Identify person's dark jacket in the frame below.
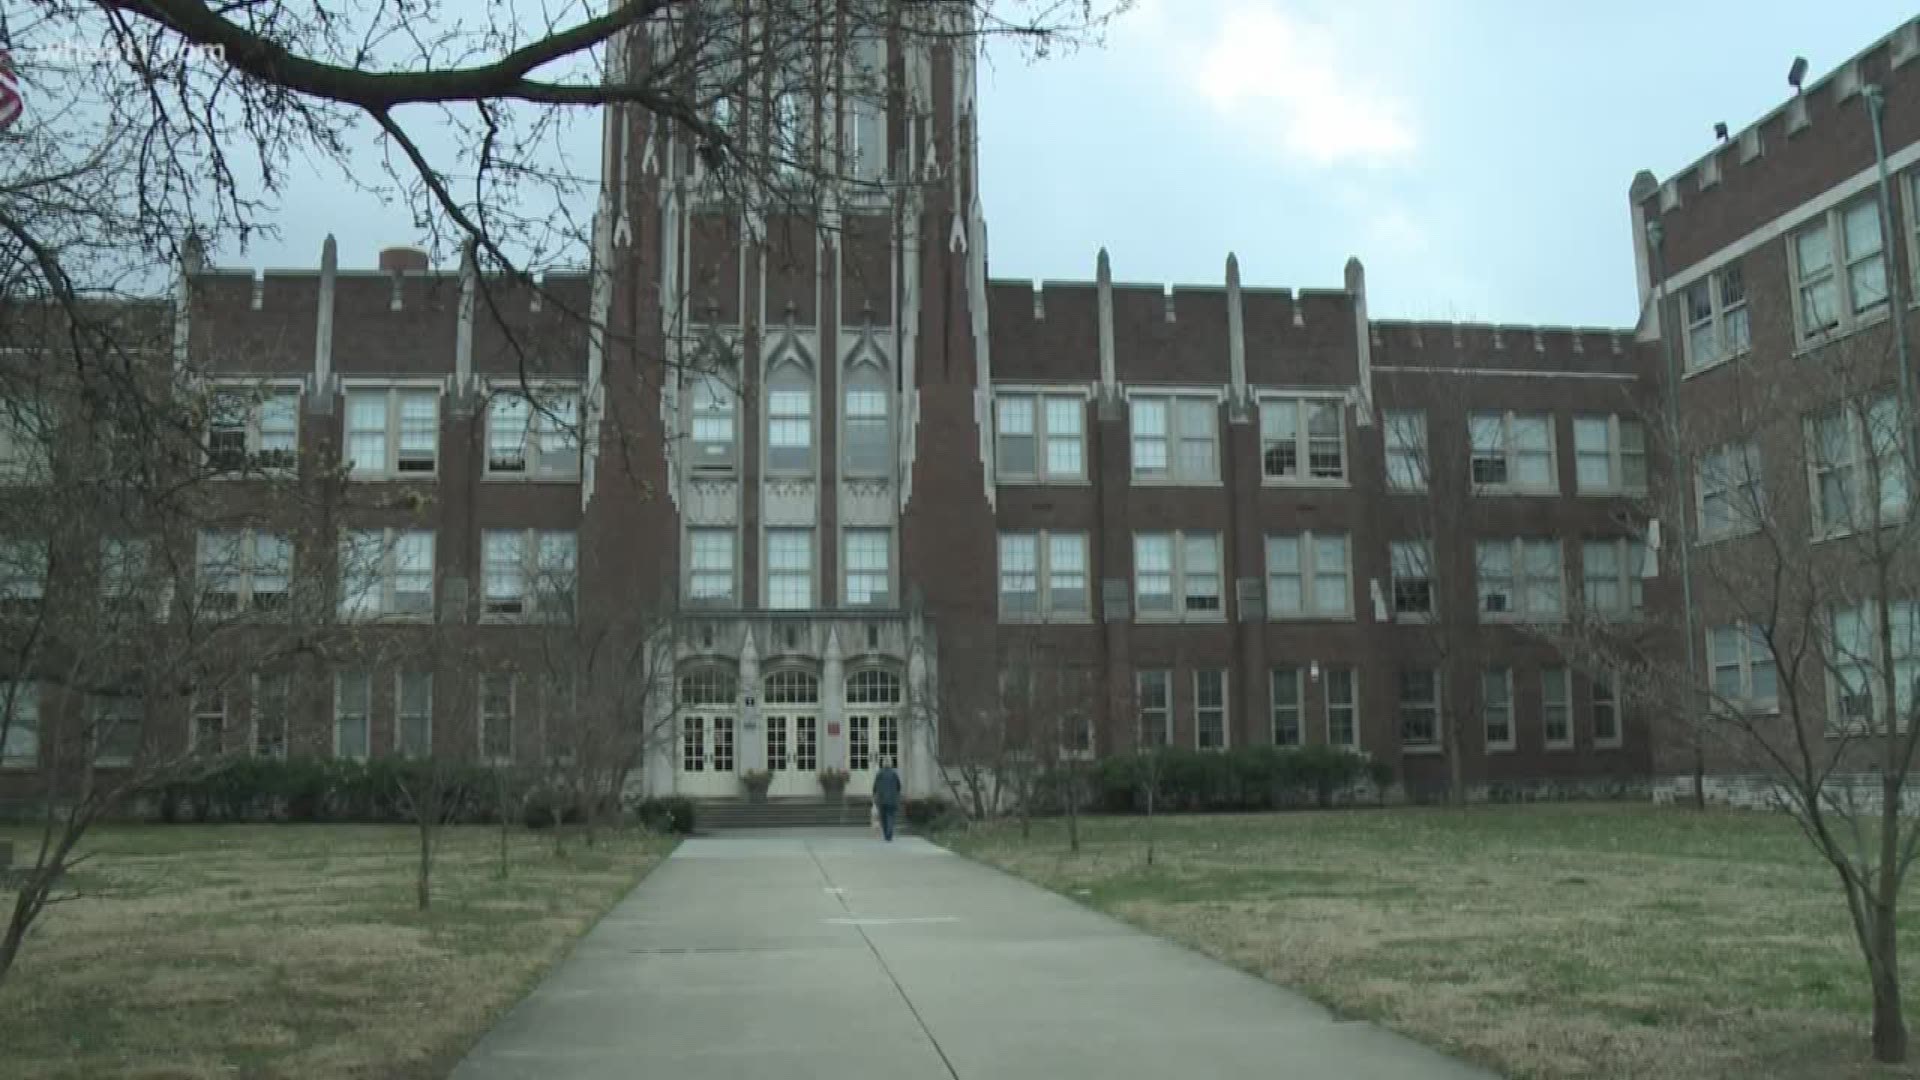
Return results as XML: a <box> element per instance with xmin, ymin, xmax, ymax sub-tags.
<box><xmin>873</xmin><ymin>766</ymin><xmax>903</xmax><ymax>808</ymax></box>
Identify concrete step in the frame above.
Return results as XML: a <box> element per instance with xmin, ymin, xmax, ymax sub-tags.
<box><xmin>694</xmin><ymin>799</ymin><xmax>877</xmax><ymax>832</ymax></box>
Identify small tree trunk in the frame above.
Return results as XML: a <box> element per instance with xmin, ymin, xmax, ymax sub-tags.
<box><xmin>497</xmin><ymin>817</ymin><xmax>510</xmax><ymax>880</ymax></box>
<box><xmin>1446</xmin><ymin>707</ymin><xmax>1467</xmax><ymax>808</ymax></box>
<box><xmin>1692</xmin><ymin>745</ymin><xmax>1706</xmax><ymax>811</ymax></box>
<box><xmin>1066</xmin><ymin>766</ymin><xmax>1081</xmax><ymax>854</ymax></box>
<box><xmin>416</xmin><ymin>823</ymin><xmax>433</xmax><ymax>911</ymax></box>
<box><xmin>1870</xmin><ymin>904</ymin><xmax>1908</xmax><ymax>1063</ymax></box>
<box><xmin>1144</xmin><ymin>772</ymin><xmax>1156</xmax><ymax>867</ymax></box>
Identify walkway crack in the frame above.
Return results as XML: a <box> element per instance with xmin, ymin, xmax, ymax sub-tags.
<box><xmin>806</xmin><ymin>841</ymin><xmax>962</xmax><ymax>1080</ymax></box>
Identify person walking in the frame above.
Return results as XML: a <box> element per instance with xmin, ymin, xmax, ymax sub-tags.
<box><xmin>872</xmin><ymin>759</ymin><xmax>903</xmax><ymax>842</ymax></box>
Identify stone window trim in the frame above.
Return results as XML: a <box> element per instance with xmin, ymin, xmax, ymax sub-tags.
<box><xmin>204</xmin><ymin>378</ymin><xmax>302</xmax><ymax>479</ymax></box>
<box><xmin>992</xmin><ymin>384</ymin><xmax>1092</xmax><ymax>486</ymax></box>
<box><xmin>339</xmin><ymin>379</ymin><xmax>442</xmax><ymax>480</ymax></box>
<box><xmin>1133</xmin><ymin>530</ymin><xmax>1226</xmax><ymax>624</ymax></box>
<box><xmin>1696</xmin><ymin>439</ymin><xmax>1765</xmax><ymax>543</ymax></box>
<box><xmin>1257</xmin><ymin>390</ymin><xmax>1351</xmax><ymax>487</ymax></box>
<box><xmin>1542</xmin><ymin>667</ymin><xmax>1575</xmax><ymax>751</ymax></box>
<box><xmin>997</xmin><ymin>530</ymin><xmax>1092</xmax><ymax>624</ymax></box>
<box><xmin>1483</xmin><ymin>667</ymin><xmax>1515</xmax><ymax>752</ymax></box>
<box><xmin>1572</xmin><ymin>413</ymin><xmax>1649</xmax><ymax>496</ymax></box>
<box><xmin>1680</xmin><ymin>264</ymin><xmax>1752</xmax><ymax>375</ymax></box>
<box><xmin>1469</xmin><ymin>410</ymin><xmax>1559</xmax><ymax>496</ymax></box>
<box><xmin>1790</xmin><ymin>194</ymin><xmax>1892</xmax><ymax>344</ymax></box>
<box><xmin>1265</xmin><ymin>531</ymin><xmax>1354</xmax><ymax>622</ymax></box>
<box><xmin>1126</xmin><ymin>386</ymin><xmax>1224</xmax><ymax>487</ymax></box>
<box><xmin>483</xmin><ymin>379</ymin><xmax>584</xmax><ymax>482</ymax></box>
<box><xmin>1805</xmin><ymin>394</ymin><xmax>1911</xmax><ymax>542</ymax></box>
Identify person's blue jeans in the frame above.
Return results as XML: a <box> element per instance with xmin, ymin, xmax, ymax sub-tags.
<box><xmin>879</xmin><ymin>803</ymin><xmax>897</xmax><ymax>841</ymax></box>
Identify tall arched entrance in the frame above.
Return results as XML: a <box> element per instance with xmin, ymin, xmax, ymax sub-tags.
<box><xmin>845</xmin><ymin>667</ymin><xmax>903</xmax><ymax>798</ymax></box>
<box><xmin>677</xmin><ymin>664</ymin><xmax>738</xmax><ymax>798</ymax></box>
<box><xmin>762</xmin><ymin>667</ymin><xmax>820</xmax><ymax>798</ymax></box>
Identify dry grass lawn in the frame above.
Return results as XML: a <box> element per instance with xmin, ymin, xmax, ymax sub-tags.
<box><xmin>0</xmin><ymin>823</ymin><xmax>674</xmax><ymax>1079</ymax></box>
<box><xmin>947</xmin><ymin>804</ymin><xmax>1920</xmax><ymax>1080</ymax></box>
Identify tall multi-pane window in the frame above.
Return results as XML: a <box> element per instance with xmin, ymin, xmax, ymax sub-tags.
<box><xmin>1398</xmin><ymin>669</ymin><xmax>1440</xmax><ymax>750</ymax></box>
<box><xmin>1698</xmin><ymin>440</ymin><xmax>1764</xmax><ymax>540</ymax></box>
<box><xmin>191</xmin><ymin>693</ymin><xmax>226</xmax><ymax>753</ymax></box>
<box><xmin>994</xmin><ymin>393</ymin><xmax>1085</xmax><ymax>482</ymax></box>
<box><xmin>1131</xmin><ymin>395</ymin><xmax>1217</xmax><ymax>483</ymax></box>
<box><xmin>1383</xmin><ymin>410</ymin><xmax>1426</xmax><ymax>490</ymax></box>
<box><xmin>340</xmin><ymin>529</ymin><xmax>434</xmax><ymax>619</ymax></box>
<box><xmin>766</xmin><ymin>529</ymin><xmax>813</xmax><ymax>609</ymax></box>
<box><xmin>688</xmin><ymin>372</ymin><xmax>736</xmax><ymax>474</ymax></box>
<box><xmin>334</xmin><ymin>671</ymin><xmax>370</xmax><ymax>760</ymax></box>
<box><xmin>1582</xmin><ymin>538</ymin><xmax>1649</xmax><ymax>616</ymax></box>
<box><xmin>999</xmin><ymin>531</ymin><xmax>1090</xmax><ymax>621</ymax></box>
<box><xmin>208</xmin><ymin>386</ymin><xmax>298</xmax><ymax>474</ymax></box>
<box><xmin>1809</xmin><ymin>395</ymin><xmax>1909</xmax><ymax>536</ymax></box>
<box><xmin>843</xmin><ymin>369</ymin><xmax>890</xmax><ymax>476</ymax></box>
<box><xmin>1483</xmin><ymin>668</ymin><xmax>1514</xmax><ymax>750</ymax></box>
<box><xmin>91</xmin><ymin>695</ymin><xmax>142</xmax><ymax>768</ymax></box>
<box><xmin>198</xmin><ymin>530</ymin><xmax>292</xmax><ymax>613</ymax></box>
<box><xmin>1793</xmin><ymin>197</ymin><xmax>1888</xmax><ymax>339</ymax></box>
<box><xmin>688</xmin><ymin>529</ymin><xmax>736</xmax><ymax>605</ymax></box>
<box><xmin>1271</xmin><ymin>668</ymin><xmax>1303</xmax><ymax>746</ymax></box>
<box><xmin>481</xmin><ymin>672</ymin><xmax>515</xmax><ymax>763</ymax></box>
<box><xmin>343</xmin><ymin>387</ymin><xmax>438</xmax><ymax>478</ymax></box>
<box><xmin>487</xmin><ymin>387</ymin><xmax>580</xmax><ymax>478</ymax></box>
<box><xmin>1194</xmin><ymin>670</ymin><xmax>1228</xmax><ymax>749</ymax></box>
<box><xmin>1469</xmin><ymin>411</ymin><xmax>1556</xmax><ymax>493</ymax></box>
<box><xmin>1592</xmin><ymin>672</ymin><xmax>1622</xmax><ymax>748</ymax></box>
<box><xmin>1133</xmin><ymin>531</ymin><xmax>1222</xmax><ymax>620</ymax></box>
<box><xmin>481</xmin><ymin>530</ymin><xmax>576</xmax><ymax>620</ymax></box>
<box><xmin>1261</xmin><ymin>397</ymin><xmax>1347</xmax><ymax>482</ymax></box>
<box><xmin>1828</xmin><ymin>601</ymin><xmax>1920</xmax><ymax>734</ymax></box>
<box><xmin>1476</xmin><ymin>538</ymin><xmax>1563</xmax><ymax>620</ymax></box>
<box><xmin>766</xmin><ymin>363</ymin><xmax>813</xmax><ymax>475</ymax></box>
<box><xmin>252</xmin><ymin>673</ymin><xmax>288</xmax><ymax>759</ymax></box>
<box><xmin>1137</xmin><ymin>670</ymin><xmax>1171</xmax><ymax>746</ymax></box>
<box><xmin>1573</xmin><ymin>415</ymin><xmax>1647</xmax><ymax>494</ymax></box>
<box><xmin>1542</xmin><ymin>668</ymin><xmax>1573</xmax><ymax>749</ymax></box>
<box><xmin>843</xmin><ymin>529</ymin><xmax>892</xmax><ymax>607</ymax></box>
<box><xmin>1710</xmin><ymin>623</ymin><xmax>1778</xmax><ymax>709</ymax></box>
<box><xmin>1390</xmin><ymin>540</ymin><xmax>1434</xmax><ymax>618</ymax></box>
<box><xmin>1682</xmin><ymin>264</ymin><xmax>1751</xmax><ymax>370</ymax></box>
<box><xmin>1326</xmin><ymin>668</ymin><xmax>1358</xmax><ymax>749</ymax></box>
<box><xmin>1266</xmin><ymin>532</ymin><xmax>1352</xmax><ymax>619</ymax></box>
<box><xmin>0</xmin><ymin>539</ymin><xmax>45</xmax><ymax>616</ymax></box>
<box><xmin>398</xmin><ymin>671</ymin><xmax>433</xmax><ymax>756</ymax></box>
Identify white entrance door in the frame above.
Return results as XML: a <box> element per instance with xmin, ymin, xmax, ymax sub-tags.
<box><xmin>678</xmin><ymin>714</ymin><xmax>737</xmax><ymax>798</ymax></box>
<box><xmin>846</xmin><ymin>713</ymin><xmax>900</xmax><ymax>798</ymax></box>
<box><xmin>765</xmin><ymin>713</ymin><xmax>819</xmax><ymax>797</ymax></box>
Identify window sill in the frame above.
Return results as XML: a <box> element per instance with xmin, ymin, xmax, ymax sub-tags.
<box><xmin>1544</xmin><ymin>742</ymin><xmax>1576</xmax><ymax>752</ymax></box>
<box><xmin>998</xmin><ymin>615</ymin><xmax>1096</xmax><ymax>626</ymax></box>
<box><xmin>1402</xmin><ymin>745</ymin><xmax>1444</xmax><ymax>756</ymax></box>
<box><xmin>1575</xmin><ymin>488</ymin><xmax>1649</xmax><ymax>499</ymax></box>
<box><xmin>1680</xmin><ymin>348</ymin><xmax>1751</xmax><ymax>381</ymax></box>
<box><xmin>1487</xmin><ymin>743</ymin><xmax>1516</xmax><ymax>754</ymax></box>
<box><xmin>1473</xmin><ymin>487</ymin><xmax>1563</xmax><ymax>498</ymax></box>
<box><xmin>1696</xmin><ymin>526</ymin><xmax>1761</xmax><ymax>546</ymax></box>
<box><xmin>1260</xmin><ymin>477</ymin><xmax>1351</xmax><ymax>490</ymax></box>
<box><xmin>1480</xmin><ymin>614</ymin><xmax>1567</xmax><ymax>625</ymax></box>
<box><xmin>1593</xmin><ymin>739</ymin><xmax>1625</xmax><ymax>751</ymax></box>
<box><xmin>1134</xmin><ymin>614</ymin><xmax>1229</xmax><ymax>626</ymax></box>
<box><xmin>1131</xmin><ymin>478</ymin><xmax>1225</xmax><ymax>489</ymax></box>
<box><xmin>210</xmin><ymin>470</ymin><xmax>299</xmax><ymax>483</ymax></box>
<box><xmin>995</xmin><ymin>477</ymin><xmax>1092</xmax><ymax>488</ymax></box>
<box><xmin>348</xmin><ymin>473</ymin><xmax>439</xmax><ymax>483</ymax></box>
<box><xmin>339</xmin><ymin>614</ymin><xmax>434</xmax><ymax>626</ymax></box>
<box><xmin>1269</xmin><ymin>613</ymin><xmax>1357</xmax><ymax>624</ymax></box>
<box><xmin>483</xmin><ymin>474</ymin><xmax>583</xmax><ymax>484</ymax></box>
<box><xmin>1794</xmin><ymin>306</ymin><xmax>1894</xmax><ymax>359</ymax></box>
<box><xmin>1385</xmin><ymin>484</ymin><xmax>1429</xmax><ymax>495</ymax></box>
<box><xmin>479</xmin><ymin>615</ymin><xmax>574</xmax><ymax>627</ymax></box>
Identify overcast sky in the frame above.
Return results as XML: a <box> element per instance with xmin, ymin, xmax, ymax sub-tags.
<box><xmin>222</xmin><ymin>0</ymin><xmax>1917</xmax><ymax>328</ymax></box>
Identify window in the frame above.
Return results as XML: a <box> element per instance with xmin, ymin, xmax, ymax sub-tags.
<box><xmin>1592</xmin><ymin>672</ymin><xmax>1622</xmax><ymax>748</ymax></box>
<box><xmin>192</xmin><ymin>693</ymin><xmax>226</xmax><ymax>753</ymax></box>
<box><xmin>482</xmin><ymin>530</ymin><xmax>576</xmax><ymax>620</ymax></box>
<box><xmin>1132</xmin><ymin>395</ymin><xmax>1218</xmax><ymax>483</ymax></box>
<box><xmin>844</xmin><ymin>370</ymin><xmax>890</xmax><ymax>476</ymax></box>
<box><xmin>688</xmin><ymin>371</ymin><xmax>736</xmax><ymax>474</ymax></box>
<box><xmin>1483</xmin><ymin>668</ymin><xmax>1514</xmax><ymax>751</ymax></box>
<box><xmin>845</xmin><ymin>669</ymin><xmax>901</xmax><ymax>705</ymax></box>
<box><xmin>398</xmin><ymin>671</ymin><xmax>432</xmax><ymax>756</ymax></box>
<box><xmin>1266</xmin><ymin>532</ymin><xmax>1352</xmax><ymax>619</ymax></box>
<box><xmin>1573</xmin><ymin>415</ymin><xmax>1647</xmax><ymax>494</ymax></box>
<box><xmin>90</xmin><ymin>695</ymin><xmax>142</xmax><ymax>768</ymax></box>
<box><xmin>1793</xmin><ymin>198</ymin><xmax>1888</xmax><ymax>339</ymax></box>
<box><xmin>843</xmin><ymin>528</ymin><xmax>892</xmax><ymax>607</ymax></box>
<box><xmin>1390</xmin><ymin>540</ymin><xmax>1433</xmax><ymax>618</ymax></box>
<box><xmin>1698</xmin><ymin>440</ymin><xmax>1764</xmax><ymax>539</ymax></box>
<box><xmin>1261</xmin><ymin>397</ymin><xmax>1347</xmax><ymax>482</ymax></box>
<box><xmin>1384</xmin><ymin>410</ymin><xmax>1427</xmax><ymax>490</ymax></box>
<box><xmin>1470</xmin><ymin>411</ymin><xmax>1556</xmax><ymax>492</ymax></box>
<box><xmin>1809</xmin><ymin>395</ymin><xmax>1909</xmax><ymax>535</ymax></box>
<box><xmin>1</xmin><ymin>683</ymin><xmax>38</xmax><ymax>769</ymax></box>
<box><xmin>1326</xmin><ymin>668</ymin><xmax>1358</xmax><ymax>749</ymax></box>
<box><xmin>481</xmin><ymin>673</ymin><xmax>515</xmax><ymax>763</ymax></box>
<box><xmin>1682</xmin><ymin>265</ymin><xmax>1751</xmax><ymax>370</ymax></box>
<box><xmin>344</xmin><ymin>387</ymin><xmax>438</xmax><ymax>477</ymax></box>
<box><xmin>766</xmin><ymin>363</ymin><xmax>813</xmax><ymax>475</ymax></box>
<box><xmin>487</xmin><ymin>386</ymin><xmax>581</xmax><ymax>478</ymax></box>
<box><xmin>688</xmin><ymin>529</ymin><xmax>736</xmax><ymax>606</ymax></box>
<box><xmin>101</xmin><ymin>537</ymin><xmax>166</xmax><ymax>613</ymax></box>
<box><xmin>197</xmin><ymin>530</ymin><xmax>291</xmax><ymax>613</ymax></box>
<box><xmin>679</xmin><ymin>665</ymin><xmax>738</xmax><ymax>707</ymax></box>
<box><xmin>208</xmin><ymin>386</ymin><xmax>297</xmax><ymax>474</ymax></box>
<box><xmin>253</xmin><ymin>673</ymin><xmax>288</xmax><ymax>759</ymax></box>
<box><xmin>0</xmin><ymin>538</ymin><xmax>48</xmax><ymax>615</ymax></box>
<box><xmin>1134</xmin><ymin>531</ymin><xmax>1223</xmax><ymax>620</ymax></box>
<box><xmin>1195</xmin><ymin>670</ymin><xmax>1227</xmax><ymax>749</ymax></box>
<box><xmin>1271</xmin><ymin>668</ymin><xmax>1303</xmax><ymax>746</ymax></box>
<box><xmin>1398</xmin><ymin>669</ymin><xmax>1440</xmax><ymax>750</ymax></box>
<box><xmin>1582</xmin><ymin>538</ymin><xmax>1649</xmax><ymax>616</ymax></box>
<box><xmin>1477</xmin><ymin>538</ymin><xmax>1563</xmax><ymax>620</ymax></box>
<box><xmin>1138</xmin><ymin>670</ymin><xmax>1171</xmax><ymax>747</ymax></box>
<box><xmin>766</xmin><ymin>528</ymin><xmax>812</xmax><ymax>609</ymax></box>
<box><xmin>1828</xmin><ymin>601</ymin><xmax>1920</xmax><ymax>734</ymax></box>
<box><xmin>340</xmin><ymin>529</ymin><xmax>433</xmax><ymax>619</ymax></box>
<box><xmin>995</xmin><ymin>392</ymin><xmax>1085</xmax><ymax>482</ymax></box>
<box><xmin>997</xmin><ymin>532</ymin><xmax>1089</xmax><ymax>621</ymax></box>
<box><xmin>1710</xmin><ymin>623</ymin><xmax>1777</xmax><ymax>709</ymax></box>
<box><xmin>1542</xmin><ymin>668</ymin><xmax>1573</xmax><ymax>749</ymax></box>
<box><xmin>334</xmin><ymin>672</ymin><xmax>369</xmax><ymax>760</ymax></box>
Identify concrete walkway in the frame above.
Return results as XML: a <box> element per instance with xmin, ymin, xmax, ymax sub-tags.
<box><xmin>453</xmin><ymin>830</ymin><xmax>1496</xmax><ymax>1079</ymax></box>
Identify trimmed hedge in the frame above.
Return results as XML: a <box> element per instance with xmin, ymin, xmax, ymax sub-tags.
<box><xmin>902</xmin><ymin>797</ymin><xmax>963</xmax><ymax>834</ymax></box>
<box><xmin>1093</xmin><ymin>746</ymin><xmax>1387</xmax><ymax>813</ymax></box>
<box><xmin>631</xmin><ymin>796</ymin><xmax>698</xmax><ymax>835</ymax></box>
<box><xmin>149</xmin><ymin>758</ymin><xmax>535</xmax><ymax>825</ymax></box>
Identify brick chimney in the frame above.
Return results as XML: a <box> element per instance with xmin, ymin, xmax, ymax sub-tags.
<box><xmin>378</xmin><ymin>246</ymin><xmax>430</xmax><ymax>273</ymax></box>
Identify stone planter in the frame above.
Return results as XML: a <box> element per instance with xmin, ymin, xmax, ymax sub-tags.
<box><xmin>741</xmin><ymin>769</ymin><xmax>772</xmax><ymax>804</ymax></box>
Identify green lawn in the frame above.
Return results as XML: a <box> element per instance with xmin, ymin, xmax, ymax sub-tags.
<box><xmin>0</xmin><ymin>823</ymin><xmax>674</xmax><ymax>1079</ymax></box>
<box><xmin>948</xmin><ymin>805</ymin><xmax>1920</xmax><ymax>1080</ymax></box>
